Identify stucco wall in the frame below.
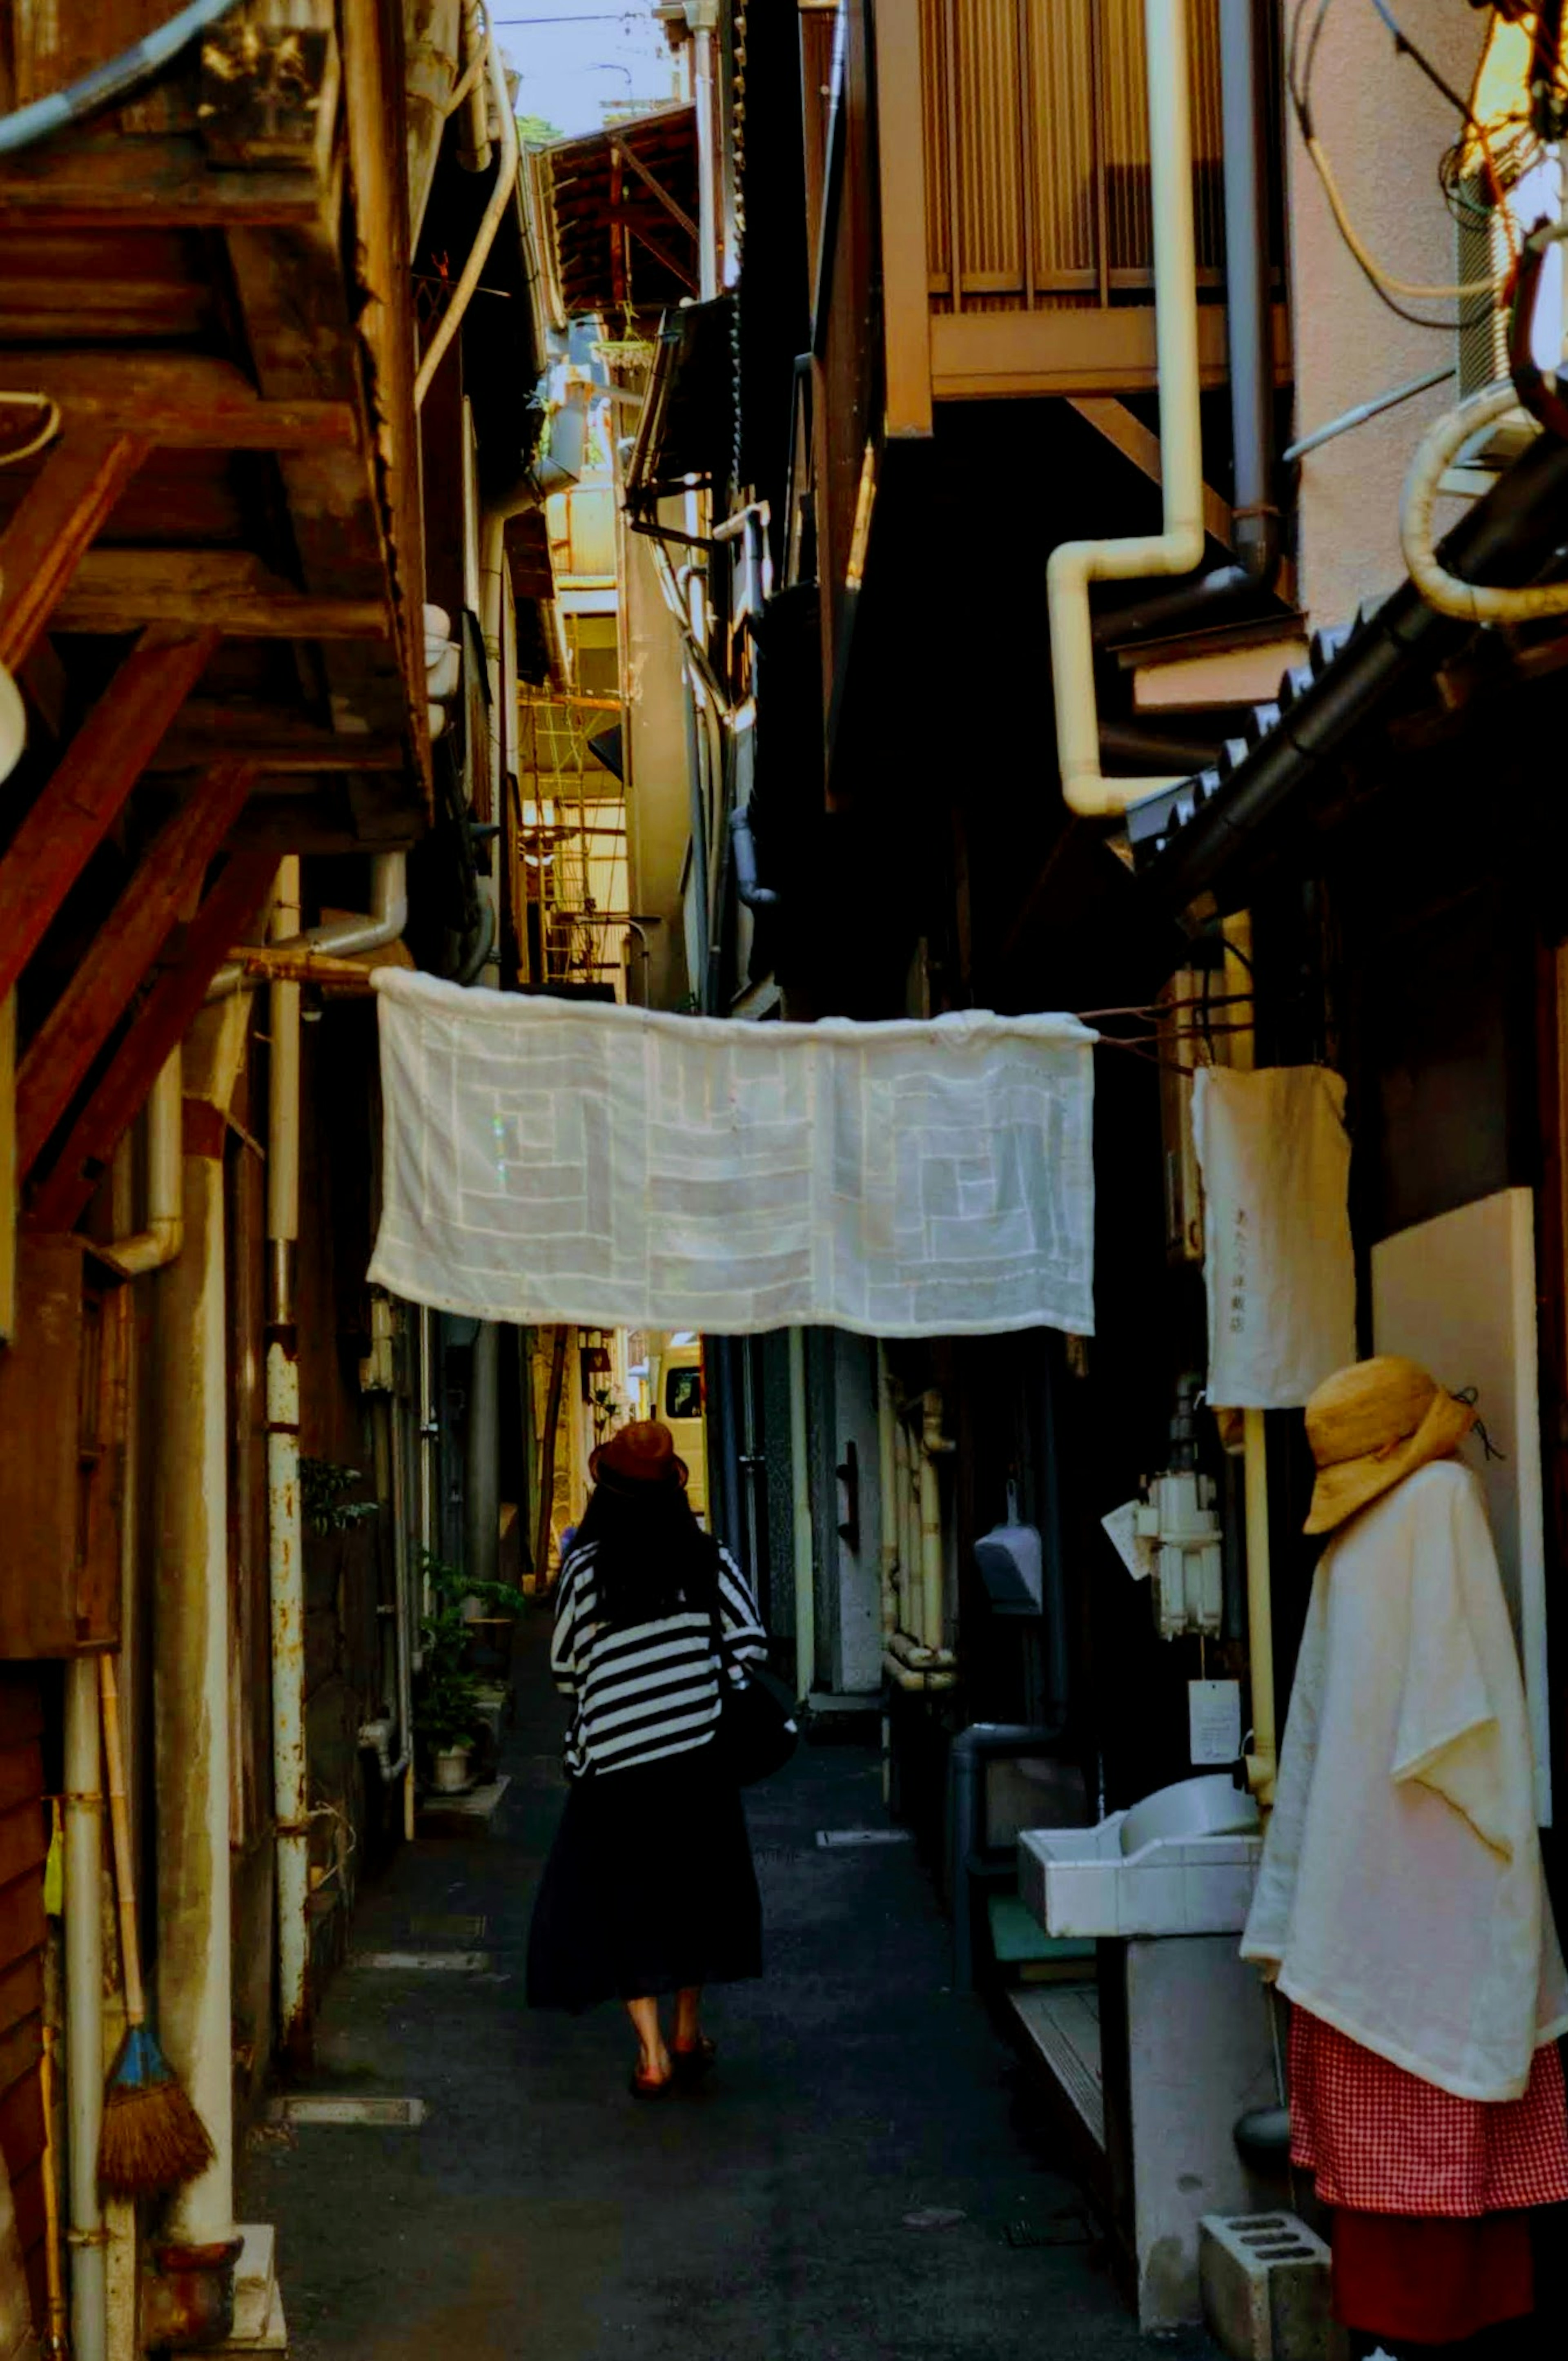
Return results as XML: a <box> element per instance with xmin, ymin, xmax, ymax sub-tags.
<box><xmin>1287</xmin><ymin>0</ymin><xmax>1487</xmax><ymax>626</ymax></box>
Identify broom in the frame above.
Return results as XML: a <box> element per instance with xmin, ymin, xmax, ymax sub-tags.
<box><xmin>97</xmin><ymin>1653</ymin><xmax>215</xmax><ymax>2198</ymax></box>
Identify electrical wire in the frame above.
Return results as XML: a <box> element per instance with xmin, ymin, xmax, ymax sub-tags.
<box><xmin>0</xmin><ymin>392</ymin><xmax>61</xmax><ymax>468</ymax></box>
<box><xmin>1287</xmin><ymin>0</ymin><xmax>1512</xmax><ymax>328</ymax></box>
<box><xmin>0</xmin><ymin>0</ymin><xmax>244</xmax><ymax>155</ymax></box>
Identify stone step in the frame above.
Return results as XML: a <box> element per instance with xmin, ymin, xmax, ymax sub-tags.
<box><xmin>209</xmin><ymin>2278</ymin><xmax>287</xmax><ymax>2357</ymax></box>
<box><xmin>229</xmin><ymin>2225</ymin><xmax>276</xmax><ymax>2345</ymax></box>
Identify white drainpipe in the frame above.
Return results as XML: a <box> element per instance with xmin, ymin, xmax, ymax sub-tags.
<box><xmin>1046</xmin><ymin>0</ymin><xmax>1204</xmax><ymax>817</ymax></box>
<box><xmin>686</xmin><ymin>2</ymin><xmax>721</xmax><ymax>302</ymax></box>
<box><xmin>788</xmin><ymin>1330</ymin><xmax>814</xmax><ymax>1705</ymax></box>
<box><xmin>266</xmin><ymin>859</ymin><xmax>310</xmax><ymax>2059</ymax></box>
<box><xmin>96</xmin><ymin>1050</ymin><xmax>183</xmax><ymax>1279</ymax></box>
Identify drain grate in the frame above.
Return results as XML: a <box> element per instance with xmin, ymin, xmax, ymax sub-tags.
<box><xmin>406</xmin><ymin>1913</ymin><xmax>487</xmax><ymax>1942</ymax></box>
<box><xmin>351</xmin><ymin>1951</ymin><xmax>493</xmax><ymax>1973</ymax></box>
<box><xmin>815</xmin><ymin>1828</ymin><xmax>913</xmax><ymax>1849</ymax></box>
<box><xmin>268</xmin><ymin>2095</ymin><xmax>426</xmax><ymax>2128</ymax></box>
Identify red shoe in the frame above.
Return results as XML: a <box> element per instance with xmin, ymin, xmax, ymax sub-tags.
<box><xmin>671</xmin><ymin>2036</ymin><xmax>717</xmax><ymax>2088</ymax></box>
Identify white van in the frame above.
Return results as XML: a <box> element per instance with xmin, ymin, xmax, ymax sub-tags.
<box><xmin>656</xmin><ymin>1334</ymin><xmax>708</xmax><ymax>1520</ymax></box>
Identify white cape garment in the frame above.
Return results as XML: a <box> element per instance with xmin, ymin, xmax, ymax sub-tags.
<box><xmin>1241</xmin><ymin>1460</ymin><xmax>1568</xmax><ymax>2102</ymax></box>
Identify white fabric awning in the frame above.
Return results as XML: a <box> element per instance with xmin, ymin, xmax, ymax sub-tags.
<box><xmin>368</xmin><ymin>972</ymin><xmax>1096</xmax><ymax>1337</ymax></box>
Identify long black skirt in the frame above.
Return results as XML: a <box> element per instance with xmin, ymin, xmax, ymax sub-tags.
<box><xmin>526</xmin><ymin>1741</ymin><xmax>763</xmax><ymax>2012</ymax></box>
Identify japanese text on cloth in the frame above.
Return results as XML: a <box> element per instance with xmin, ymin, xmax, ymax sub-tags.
<box><xmin>368</xmin><ymin>972</ymin><xmax>1096</xmax><ymax>1338</ymax></box>
<box><xmin>1192</xmin><ymin>1064</ymin><xmax>1356</xmax><ymax>1409</ymax></box>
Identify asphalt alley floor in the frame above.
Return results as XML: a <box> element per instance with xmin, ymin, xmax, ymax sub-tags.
<box><xmin>240</xmin><ymin>1613</ymin><xmax>1217</xmax><ymax>2361</ymax></box>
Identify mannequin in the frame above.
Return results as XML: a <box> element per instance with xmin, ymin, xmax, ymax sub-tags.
<box><xmin>1241</xmin><ymin>1357</ymin><xmax>1568</xmax><ymax>2353</ymax></box>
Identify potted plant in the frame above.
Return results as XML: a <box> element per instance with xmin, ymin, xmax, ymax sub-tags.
<box><xmin>412</xmin><ymin>1555</ymin><xmax>524</xmax><ymax>1789</ymax></box>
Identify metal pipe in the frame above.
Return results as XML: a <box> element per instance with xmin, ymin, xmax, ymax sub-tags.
<box><xmin>96</xmin><ymin>1049</ymin><xmax>183</xmax><ymax>1278</ymax></box>
<box><xmin>883</xmin><ymin>1653</ymin><xmax>958</xmax><ymax>1693</ymax></box>
<box><xmin>156</xmin><ymin>997</ymin><xmax>247</xmax><ymax>2244</ymax></box>
<box><xmin>266</xmin><ymin>859</ymin><xmax>310</xmax><ymax>2059</ymax></box>
<box><xmin>453</xmin><ymin>0</ymin><xmax>493</xmax><ymax>170</ymax></box>
<box><xmin>918</xmin><ymin>1391</ymin><xmax>950</xmax><ymax>1656</ymax></box>
<box><xmin>728</xmin><ymin>804</ymin><xmax>779</xmax><ymax>908</ymax></box>
<box><xmin>209</xmin><ymin>851</ymin><xmax>407</xmax><ymax>999</ymax></box>
<box><xmin>1048</xmin><ymin>0</ymin><xmax>1204</xmax><ymax>816</ymax></box>
<box><xmin>876</xmin><ymin>1347</ymin><xmax>899</xmax><ymax>1642</ymax></box>
<box><xmin>464</xmin><ymin>1322</ymin><xmax>501</xmax><ymax>1590</ymax></box>
<box><xmin>63</xmin><ymin>1656</ymin><xmax>106</xmax><ymax>2361</ymax></box>
<box><xmin>788</xmin><ymin>1329</ymin><xmax>814</xmax><ymax>1705</ymax></box>
<box><xmin>688</xmin><ymin>4</ymin><xmax>721</xmax><ymax>302</ymax></box>
<box><xmin>1224</xmin><ymin>921</ymin><xmax>1276</xmax><ymax>1813</ymax></box>
<box><xmin>414</xmin><ymin>9</ymin><xmax>518</xmax><ymax>407</ymax></box>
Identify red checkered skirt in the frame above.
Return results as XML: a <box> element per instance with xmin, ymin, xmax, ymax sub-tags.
<box><xmin>1288</xmin><ymin>2008</ymin><xmax>1568</xmax><ymax>2215</ymax></box>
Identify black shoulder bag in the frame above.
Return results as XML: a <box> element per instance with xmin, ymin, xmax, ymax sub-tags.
<box><xmin>709</xmin><ymin>1603</ymin><xmax>798</xmax><ymax>1787</ymax></box>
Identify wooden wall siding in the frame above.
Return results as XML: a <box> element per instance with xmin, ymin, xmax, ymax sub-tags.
<box><xmin>921</xmin><ymin>0</ymin><xmax>1225</xmax><ymax>313</ymax></box>
<box><xmin>0</xmin><ymin>1673</ymin><xmax>48</xmax><ymax>2333</ymax></box>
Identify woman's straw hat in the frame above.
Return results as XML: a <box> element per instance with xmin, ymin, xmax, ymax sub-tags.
<box><xmin>1303</xmin><ymin>1355</ymin><xmax>1475</xmax><ymax>1536</ymax></box>
<box><xmin>590</xmin><ymin>1419</ymin><xmax>689</xmax><ymax>1492</ymax></box>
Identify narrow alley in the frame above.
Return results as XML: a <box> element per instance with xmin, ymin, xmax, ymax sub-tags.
<box><xmin>241</xmin><ymin>1613</ymin><xmax>1210</xmax><ymax>2361</ymax></box>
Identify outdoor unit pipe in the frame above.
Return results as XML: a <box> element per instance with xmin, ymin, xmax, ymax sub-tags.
<box><xmin>266</xmin><ymin>858</ymin><xmax>310</xmax><ymax>2057</ymax></box>
<box><xmin>63</xmin><ymin>1657</ymin><xmax>106</xmax><ymax>2361</ymax></box>
<box><xmin>1401</xmin><ymin>381</ymin><xmax>1568</xmax><ymax>622</ymax></box>
<box><xmin>96</xmin><ymin>1048</ymin><xmax>183</xmax><ymax>1277</ymax></box>
<box><xmin>1047</xmin><ymin>0</ymin><xmax>1205</xmax><ymax>816</ymax></box>
<box><xmin>788</xmin><ymin>1329</ymin><xmax>815</xmax><ymax>1705</ymax></box>
<box><xmin>883</xmin><ymin>1653</ymin><xmax>958</xmax><ymax>1694</ymax></box>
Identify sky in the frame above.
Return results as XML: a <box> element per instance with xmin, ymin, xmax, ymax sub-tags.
<box><xmin>491</xmin><ymin>4</ymin><xmax>684</xmax><ymax>138</ymax></box>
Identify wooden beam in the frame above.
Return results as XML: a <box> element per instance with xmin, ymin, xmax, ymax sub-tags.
<box><xmin>28</xmin><ymin>853</ymin><xmax>278</xmax><ymax>1236</ymax></box>
<box><xmin>609</xmin><ymin>138</ymin><xmax>698</xmax><ymax>243</ymax></box>
<box><xmin>0</xmin><ymin>431</ymin><xmax>149</xmax><ymax>671</ymax></box>
<box><xmin>146</xmin><ymin>707</ymin><xmax>409</xmax><ymax>772</ymax></box>
<box><xmin>1069</xmin><ymin>397</ymin><xmax>1234</xmax><ymax>551</ymax></box>
<box><xmin>13</xmin><ymin>761</ymin><xmax>258</xmax><ymax>1177</ymax></box>
<box><xmin>0</xmin><ymin>138</ymin><xmax>327</xmax><ymax>230</ymax></box>
<box><xmin>0</xmin><ymin>630</ymin><xmax>219</xmax><ymax>1008</ymax></box>
<box><xmin>51</xmin><ymin>553</ymin><xmax>389</xmax><ymax>639</ymax></box>
<box><xmin>0</xmin><ymin>358</ymin><xmax>359</xmax><ymax>450</ymax></box>
<box><xmin>872</xmin><ymin>0</ymin><xmax>933</xmax><ymax>437</ymax></box>
<box><xmin>622</xmin><ymin>213</ymin><xmax>700</xmax><ymax>297</ymax></box>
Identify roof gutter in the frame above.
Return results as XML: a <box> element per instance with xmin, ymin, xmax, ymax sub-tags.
<box><xmin>1139</xmin><ymin>420</ymin><xmax>1568</xmax><ymax>920</ymax></box>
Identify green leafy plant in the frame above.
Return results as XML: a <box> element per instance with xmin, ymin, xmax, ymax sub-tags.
<box><xmin>301</xmin><ymin>1459</ymin><xmax>380</xmax><ymax>1538</ymax></box>
<box><xmin>412</xmin><ymin>1553</ymin><xmax>521</xmax><ymax>1755</ymax></box>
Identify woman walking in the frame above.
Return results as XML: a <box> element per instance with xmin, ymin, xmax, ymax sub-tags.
<box><xmin>526</xmin><ymin>1419</ymin><xmax>769</xmax><ymax>2097</ymax></box>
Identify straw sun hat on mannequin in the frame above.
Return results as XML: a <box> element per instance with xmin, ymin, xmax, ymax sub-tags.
<box><xmin>1302</xmin><ymin>1355</ymin><xmax>1477</xmax><ymax>1537</ymax></box>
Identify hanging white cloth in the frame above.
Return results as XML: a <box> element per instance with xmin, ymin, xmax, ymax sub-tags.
<box><xmin>1241</xmin><ymin>1460</ymin><xmax>1568</xmax><ymax>2101</ymax></box>
<box><xmin>368</xmin><ymin>972</ymin><xmax>1097</xmax><ymax>1337</ymax></box>
<box><xmin>1192</xmin><ymin>1064</ymin><xmax>1356</xmax><ymax>1410</ymax></box>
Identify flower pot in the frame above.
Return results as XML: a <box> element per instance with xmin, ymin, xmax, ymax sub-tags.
<box><xmin>431</xmin><ymin>1746</ymin><xmax>473</xmax><ymax>1794</ymax></box>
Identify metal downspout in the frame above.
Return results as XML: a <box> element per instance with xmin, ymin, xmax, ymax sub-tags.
<box><xmin>266</xmin><ymin>859</ymin><xmax>310</xmax><ymax>2060</ymax></box>
<box><xmin>788</xmin><ymin>1331</ymin><xmax>815</xmax><ymax>1706</ymax></box>
<box><xmin>463</xmin><ymin>1322</ymin><xmax>501</xmax><ymax>1591</ymax></box>
<box><xmin>155</xmin><ymin>994</ymin><xmax>248</xmax><ymax>2250</ymax></box>
<box><xmin>63</xmin><ymin>1659</ymin><xmax>105</xmax><ymax>2361</ymax></box>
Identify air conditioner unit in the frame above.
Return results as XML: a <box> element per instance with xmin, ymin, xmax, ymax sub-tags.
<box><xmin>1447</xmin><ymin>155</ymin><xmax>1564</xmax><ymax>493</ymax></box>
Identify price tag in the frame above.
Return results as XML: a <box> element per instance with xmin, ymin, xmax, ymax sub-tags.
<box><xmin>1189</xmin><ymin>1679</ymin><xmax>1242</xmax><ymax>1767</ymax></box>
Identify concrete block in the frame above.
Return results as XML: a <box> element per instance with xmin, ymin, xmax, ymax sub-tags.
<box><xmin>1200</xmin><ymin>2212</ymin><xmax>1345</xmax><ymax>2361</ymax></box>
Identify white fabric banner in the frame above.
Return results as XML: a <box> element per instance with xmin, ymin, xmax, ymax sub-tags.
<box><xmin>368</xmin><ymin>972</ymin><xmax>1096</xmax><ymax>1338</ymax></box>
<box><xmin>1192</xmin><ymin>1064</ymin><xmax>1356</xmax><ymax>1409</ymax></box>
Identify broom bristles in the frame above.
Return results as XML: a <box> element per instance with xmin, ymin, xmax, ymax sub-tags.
<box><xmin>98</xmin><ymin>2025</ymin><xmax>215</xmax><ymax>2198</ymax></box>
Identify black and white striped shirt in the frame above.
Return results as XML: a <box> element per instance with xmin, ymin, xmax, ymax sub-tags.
<box><xmin>551</xmin><ymin>1543</ymin><xmax>769</xmax><ymax>1779</ymax></box>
